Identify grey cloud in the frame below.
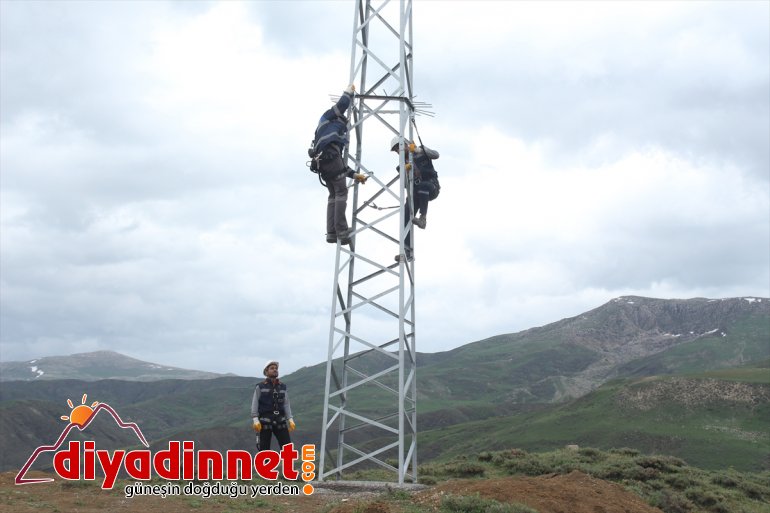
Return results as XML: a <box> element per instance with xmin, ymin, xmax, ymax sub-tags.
<box><xmin>420</xmin><ymin>2</ymin><xmax>769</xmax><ymax>178</ymax></box>
<box><xmin>0</xmin><ymin>2</ymin><xmax>162</xmax><ymax>140</ymax></box>
<box><xmin>576</xmin><ymin>222</ymin><xmax>769</xmax><ymax>291</ymax></box>
<box><xmin>1</xmin><ymin>1</ymin><xmax>768</xmax><ymax>376</ymax></box>
<box><xmin>245</xmin><ymin>1</ymin><xmax>353</xmax><ymax>57</ymax></box>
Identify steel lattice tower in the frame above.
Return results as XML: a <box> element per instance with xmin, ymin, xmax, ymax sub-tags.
<box><xmin>319</xmin><ymin>0</ymin><xmax>423</xmax><ymax>484</ymax></box>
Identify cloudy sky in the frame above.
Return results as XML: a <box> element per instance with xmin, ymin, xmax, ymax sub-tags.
<box><xmin>1</xmin><ymin>0</ymin><xmax>768</xmax><ymax>378</ymax></box>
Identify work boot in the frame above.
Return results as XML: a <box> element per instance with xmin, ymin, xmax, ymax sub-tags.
<box><xmin>394</xmin><ymin>250</ymin><xmax>413</xmax><ymax>263</ymax></box>
<box><xmin>326</xmin><ymin>233</ymin><xmax>337</xmax><ymax>243</ymax></box>
<box><xmin>338</xmin><ymin>228</ymin><xmax>352</xmax><ymax>245</ymax></box>
<box><xmin>414</xmin><ymin>216</ymin><xmax>426</xmax><ymax>229</ymax></box>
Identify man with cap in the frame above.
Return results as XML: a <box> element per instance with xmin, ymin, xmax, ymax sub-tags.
<box><xmin>251</xmin><ymin>360</ymin><xmax>295</xmax><ymax>450</ymax></box>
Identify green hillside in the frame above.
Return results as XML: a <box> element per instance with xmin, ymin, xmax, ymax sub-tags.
<box><xmin>1</xmin><ymin>296</ymin><xmax>767</xmax><ymax>474</ymax></box>
<box><xmin>3</xmin><ymin>362</ymin><xmax>766</xmax><ymax>473</ymax></box>
<box><xmin>694</xmin><ymin>359</ymin><xmax>770</xmax><ymax>383</ymax></box>
<box><xmin>417</xmin><ymin>370</ymin><xmax>770</xmax><ymax>471</ymax></box>
<box><xmin>0</xmin><ymin>377</ymin><xmax>260</xmax><ymax>470</ymax></box>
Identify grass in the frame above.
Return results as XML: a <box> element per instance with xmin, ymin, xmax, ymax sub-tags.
<box><xmin>461</xmin><ymin>447</ymin><xmax>768</xmax><ymax>513</ymax></box>
<box><xmin>347</xmin><ymin>445</ymin><xmax>770</xmax><ymax>513</ymax></box>
<box><xmin>694</xmin><ymin>366</ymin><xmax>770</xmax><ymax>384</ymax></box>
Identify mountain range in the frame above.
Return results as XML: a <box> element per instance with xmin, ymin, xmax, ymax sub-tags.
<box><xmin>0</xmin><ymin>350</ymin><xmax>231</xmax><ymax>382</ymax></box>
<box><xmin>1</xmin><ymin>296</ymin><xmax>767</xmax><ymax>473</ymax></box>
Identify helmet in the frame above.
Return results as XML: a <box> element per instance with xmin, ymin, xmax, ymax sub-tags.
<box><xmin>391</xmin><ymin>136</ymin><xmax>413</xmax><ymax>151</ymax></box>
<box><xmin>390</xmin><ymin>135</ymin><xmax>409</xmax><ymax>151</ymax></box>
<box><xmin>263</xmin><ymin>360</ymin><xmax>279</xmax><ymax>376</ymax></box>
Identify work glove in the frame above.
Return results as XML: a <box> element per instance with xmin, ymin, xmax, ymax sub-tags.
<box><xmin>252</xmin><ymin>419</ymin><xmax>262</xmax><ymax>432</ymax></box>
<box><xmin>408</xmin><ymin>142</ymin><xmax>416</xmax><ymax>152</ymax></box>
<box><xmin>405</xmin><ymin>163</ymin><xmax>412</xmax><ymax>172</ymax></box>
<box><xmin>288</xmin><ymin>419</ymin><xmax>296</xmax><ymax>432</ymax></box>
<box><xmin>344</xmin><ymin>84</ymin><xmax>356</xmax><ymax>95</ymax></box>
<box><xmin>354</xmin><ymin>173</ymin><xmax>368</xmax><ymax>184</ymax></box>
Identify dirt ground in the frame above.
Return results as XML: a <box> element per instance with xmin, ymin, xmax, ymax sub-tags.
<box><xmin>1</xmin><ymin>470</ymin><xmax>663</xmax><ymax>513</ymax></box>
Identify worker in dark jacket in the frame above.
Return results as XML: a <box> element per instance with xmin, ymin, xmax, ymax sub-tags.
<box><xmin>391</xmin><ymin>136</ymin><xmax>439</xmax><ymax>229</ymax></box>
<box><xmin>313</xmin><ymin>85</ymin><xmax>367</xmax><ymax>245</ymax></box>
<box><xmin>251</xmin><ymin>360</ymin><xmax>295</xmax><ymax>450</ymax></box>
<box><xmin>391</xmin><ymin>137</ymin><xmax>440</xmax><ymax>261</ymax></box>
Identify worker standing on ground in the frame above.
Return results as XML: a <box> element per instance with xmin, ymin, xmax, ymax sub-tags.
<box><xmin>311</xmin><ymin>85</ymin><xmax>368</xmax><ymax>245</ymax></box>
<box><xmin>251</xmin><ymin>360</ymin><xmax>295</xmax><ymax>450</ymax></box>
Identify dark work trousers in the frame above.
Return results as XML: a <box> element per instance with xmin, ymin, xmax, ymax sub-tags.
<box><xmin>403</xmin><ymin>201</ymin><xmax>413</xmax><ymax>253</ymax></box>
<box><xmin>326</xmin><ymin>174</ymin><xmax>349</xmax><ymax>237</ymax></box>
<box><xmin>414</xmin><ymin>181</ymin><xmax>436</xmax><ymax>217</ymax></box>
<box><xmin>257</xmin><ymin>426</ymin><xmax>292</xmax><ymax>451</ymax></box>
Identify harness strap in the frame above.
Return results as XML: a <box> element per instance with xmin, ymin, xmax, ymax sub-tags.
<box><xmin>410</xmin><ymin>116</ymin><xmax>426</xmax><ymax>150</ymax></box>
<box><xmin>258</xmin><ymin>414</ymin><xmax>288</xmax><ymax>431</ymax></box>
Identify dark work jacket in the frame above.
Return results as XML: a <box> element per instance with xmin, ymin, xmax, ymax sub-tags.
<box><xmin>251</xmin><ymin>379</ymin><xmax>293</xmax><ymax>419</ymax></box>
<box><xmin>413</xmin><ymin>146</ymin><xmax>439</xmax><ymax>182</ymax></box>
<box><xmin>313</xmin><ymin>90</ymin><xmax>354</xmax><ymax>155</ymax></box>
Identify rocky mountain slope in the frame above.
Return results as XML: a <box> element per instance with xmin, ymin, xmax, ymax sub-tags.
<box><xmin>424</xmin><ymin>295</ymin><xmax>769</xmax><ymax>403</ymax></box>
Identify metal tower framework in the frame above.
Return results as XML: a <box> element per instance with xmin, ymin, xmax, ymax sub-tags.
<box><xmin>319</xmin><ymin>0</ymin><xmax>423</xmax><ymax>484</ymax></box>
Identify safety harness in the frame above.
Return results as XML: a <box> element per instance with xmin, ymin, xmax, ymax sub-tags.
<box><xmin>256</xmin><ymin>379</ymin><xmax>289</xmax><ymax>431</ymax></box>
<box><xmin>308</xmin><ymin>107</ymin><xmax>350</xmax><ymax>187</ymax></box>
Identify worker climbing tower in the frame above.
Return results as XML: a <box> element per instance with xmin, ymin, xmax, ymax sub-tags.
<box><xmin>319</xmin><ymin>0</ymin><xmax>428</xmax><ymax>484</ymax></box>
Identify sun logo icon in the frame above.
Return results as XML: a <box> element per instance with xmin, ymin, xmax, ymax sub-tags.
<box><xmin>60</xmin><ymin>394</ymin><xmax>99</xmax><ymax>427</ymax></box>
